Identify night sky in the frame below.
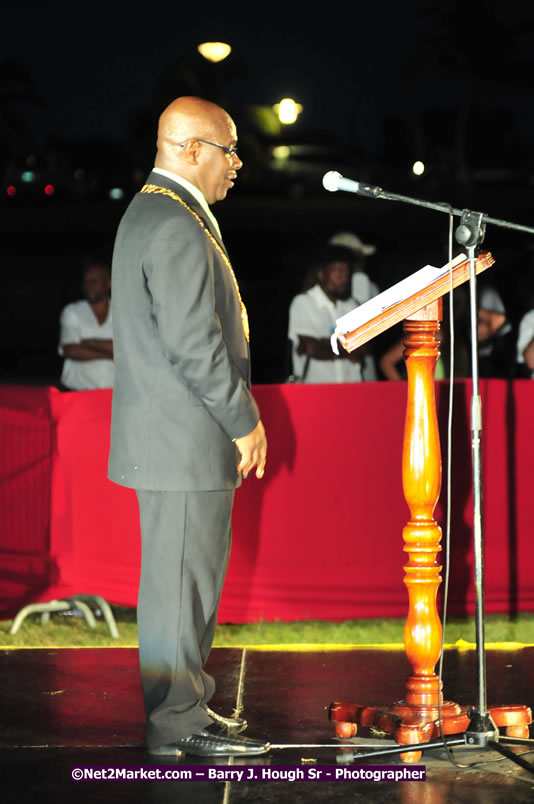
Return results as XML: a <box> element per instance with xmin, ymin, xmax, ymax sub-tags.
<box><xmin>3</xmin><ymin>0</ymin><xmax>534</xmax><ymax>382</ymax></box>
<box><xmin>5</xmin><ymin>0</ymin><xmax>418</xmax><ymax>146</ymax></box>
<box><xmin>4</xmin><ymin>1</ymin><xmax>534</xmax><ymax>166</ymax></box>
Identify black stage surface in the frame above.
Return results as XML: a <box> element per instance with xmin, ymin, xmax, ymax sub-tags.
<box><xmin>1</xmin><ymin>645</ymin><xmax>534</xmax><ymax>802</ymax></box>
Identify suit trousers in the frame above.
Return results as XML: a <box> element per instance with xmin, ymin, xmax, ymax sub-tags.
<box><xmin>136</xmin><ymin>488</ymin><xmax>235</xmax><ymax>748</ymax></box>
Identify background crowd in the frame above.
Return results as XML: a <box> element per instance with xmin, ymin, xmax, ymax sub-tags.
<box><xmin>58</xmin><ymin>234</ymin><xmax>534</xmax><ymax>392</ymax></box>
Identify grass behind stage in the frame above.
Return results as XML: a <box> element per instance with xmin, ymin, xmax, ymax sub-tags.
<box><xmin>2</xmin><ymin>609</ymin><xmax>534</xmax><ymax>648</ymax></box>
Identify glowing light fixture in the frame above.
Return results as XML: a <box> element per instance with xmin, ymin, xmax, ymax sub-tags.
<box><xmin>412</xmin><ymin>160</ymin><xmax>425</xmax><ymax>176</ymax></box>
<box><xmin>109</xmin><ymin>188</ymin><xmax>124</xmax><ymax>200</ymax></box>
<box><xmin>6</xmin><ymin>185</ymin><xmax>16</xmax><ymax>197</ymax></box>
<box><xmin>197</xmin><ymin>42</ymin><xmax>231</xmax><ymax>63</ymax></box>
<box><xmin>44</xmin><ymin>184</ymin><xmax>55</xmax><ymax>196</ymax></box>
<box><xmin>273</xmin><ymin>98</ymin><xmax>303</xmax><ymax>125</ymax></box>
<box><xmin>272</xmin><ymin>145</ymin><xmax>291</xmax><ymax>160</ymax></box>
<box><xmin>21</xmin><ymin>171</ymin><xmax>35</xmax><ymax>183</ymax></box>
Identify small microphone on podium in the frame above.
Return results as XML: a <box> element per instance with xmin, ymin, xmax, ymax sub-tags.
<box><xmin>322</xmin><ymin>171</ymin><xmax>382</xmax><ymax>198</ymax></box>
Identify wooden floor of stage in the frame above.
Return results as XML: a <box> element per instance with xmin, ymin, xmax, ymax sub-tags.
<box><xmin>1</xmin><ymin>645</ymin><xmax>534</xmax><ymax>802</ymax></box>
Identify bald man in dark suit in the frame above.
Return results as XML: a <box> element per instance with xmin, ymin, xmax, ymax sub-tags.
<box><xmin>109</xmin><ymin>97</ymin><xmax>269</xmax><ymax>757</ymax></box>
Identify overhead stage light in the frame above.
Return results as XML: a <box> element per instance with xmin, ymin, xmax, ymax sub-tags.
<box><xmin>272</xmin><ymin>145</ymin><xmax>291</xmax><ymax>160</ymax></box>
<box><xmin>197</xmin><ymin>42</ymin><xmax>231</xmax><ymax>63</ymax></box>
<box><xmin>273</xmin><ymin>98</ymin><xmax>303</xmax><ymax>125</ymax></box>
<box><xmin>412</xmin><ymin>161</ymin><xmax>425</xmax><ymax>176</ymax></box>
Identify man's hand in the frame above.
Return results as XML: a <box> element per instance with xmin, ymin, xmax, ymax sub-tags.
<box><xmin>234</xmin><ymin>420</ymin><xmax>267</xmax><ymax>479</ymax></box>
<box><xmin>348</xmin><ymin>345</ymin><xmax>366</xmax><ymax>366</ymax></box>
<box><xmin>296</xmin><ymin>335</ymin><xmax>336</xmax><ymax>361</ymax></box>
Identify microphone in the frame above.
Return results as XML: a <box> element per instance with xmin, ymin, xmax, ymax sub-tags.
<box><xmin>322</xmin><ymin>171</ymin><xmax>382</xmax><ymax>199</ymax></box>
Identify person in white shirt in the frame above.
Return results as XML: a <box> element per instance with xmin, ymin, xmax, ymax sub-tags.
<box><xmin>477</xmin><ymin>283</ymin><xmax>514</xmax><ymax>378</ymax></box>
<box><xmin>517</xmin><ymin>309</ymin><xmax>534</xmax><ymax>377</ymax></box>
<box><xmin>288</xmin><ymin>247</ymin><xmax>366</xmax><ymax>383</ymax></box>
<box><xmin>58</xmin><ymin>261</ymin><xmax>114</xmax><ymax>390</ymax></box>
<box><xmin>328</xmin><ymin>231</ymin><xmax>378</xmax><ymax>380</ymax></box>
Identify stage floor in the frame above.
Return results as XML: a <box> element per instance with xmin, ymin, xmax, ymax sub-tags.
<box><xmin>1</xmin><ymin>645</ymin><xmax>534</xmax><ymax>802</ymax></box>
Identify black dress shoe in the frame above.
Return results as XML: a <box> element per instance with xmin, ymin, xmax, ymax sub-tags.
<box><xmin>202</xmin><ymin>705</ymin><xmax>247</xmax><ymax>733</ymax></box>
<box><xmin>149</xmin><ymin>723</ymin><xmax>270</xmax><ymax>757</ymax></box>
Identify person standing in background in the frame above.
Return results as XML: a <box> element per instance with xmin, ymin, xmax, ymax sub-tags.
<box><xmin>328</xmin><ymin>231</ymin><xmax>378</xmax><ymax>380</ymax></box>
<box><xmin>288</xmin><ymin>246</ymin><xmax>366</xmax><ymax>382</ymax></box>
<box><xmin>58</xmin><ymin>260</ymin><xmax>113</xmax><ymax>390</ymax></box>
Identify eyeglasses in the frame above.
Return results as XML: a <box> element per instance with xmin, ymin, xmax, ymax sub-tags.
<box><xmin>179</xmin><ymin>138</ymin><xmax>238</xmax><ymax>158</ymax></box>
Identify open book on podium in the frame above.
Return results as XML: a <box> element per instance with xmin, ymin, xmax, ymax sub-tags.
<box><xmin>331</xmin><ymin>250</ymin><xmax>495</xmax><ymax>353</ymax></box>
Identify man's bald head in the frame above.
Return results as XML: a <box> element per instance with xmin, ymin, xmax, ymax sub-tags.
<box><xmin>156</xmin><ymin>97</ymin><xmax>231</xmax><ymax>153</ymax></box>
<box><xmin>153</xmin><ymin>96</ymin><xmax>242</xmax><ymax>204</ymax></box>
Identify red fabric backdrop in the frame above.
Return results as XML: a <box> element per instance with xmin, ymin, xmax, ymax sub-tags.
<box><xmin>1</xmin><ymin>381</ymin><xmax>534</xmax><ymax>622</ymax></box>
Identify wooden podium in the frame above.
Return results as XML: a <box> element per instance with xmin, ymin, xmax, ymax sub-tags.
<box><xmin>328</xmin><ymin>251</ymin><xmax>532</xmax><ymax>762</ymax></box>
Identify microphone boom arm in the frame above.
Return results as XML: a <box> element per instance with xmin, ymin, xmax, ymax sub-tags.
<box><xmin>322</xmin><ymin>171</ymin><xmax>534</xmax><ymax>236</ymax></box>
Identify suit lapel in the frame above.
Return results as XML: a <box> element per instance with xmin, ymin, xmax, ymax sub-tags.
<box><xmin>142</xmin><ymin>172</ymin><xmax>251</xmax><ymax>367</ymax></box>
<box><xmin>145</xmin><ymin>171</ymin><xmax>229</xmax><ymax>256</ymax></box>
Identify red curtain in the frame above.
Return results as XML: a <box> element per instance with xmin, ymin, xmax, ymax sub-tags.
<box><xmin>1</xmin><ymin>381</ymin><xmax>533</xmax><ymax>622</ymax></box>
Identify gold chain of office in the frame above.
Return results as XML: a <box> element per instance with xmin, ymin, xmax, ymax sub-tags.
<box><xmin>140</xmin><ymin>184</ymin><xmax>249</xmax><ymax>342</ymax></box>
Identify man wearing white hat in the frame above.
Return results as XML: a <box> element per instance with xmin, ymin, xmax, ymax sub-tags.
<box><xmin>328</xmin><ymin>231</ymin><xmax>378</xmax><ymax>304</ymax></box>
<box><xmin>288</xmin><ymin>246</ymin><xmax>366</xmax><ymax>383</ymax></box>
<box><xmin>328</xmin><ymin>232</ymin><xmax>379</xmax><ymax>380</ymax></box>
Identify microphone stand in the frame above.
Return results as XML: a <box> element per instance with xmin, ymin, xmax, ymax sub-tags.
<box><xmin>341</xmin><ymin>178</ymin><xmax>534</xmax><ymax>238</ymax></box>
<box><xmin>329</xmin><ymin>179</ymin><xmax>534</xmax><ymax>772</ymax></box>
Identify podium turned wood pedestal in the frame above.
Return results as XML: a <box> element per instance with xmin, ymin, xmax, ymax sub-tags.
<box><xmin>329</xmin><ymin>300</ymin><xmax>531</xmax><ymax>762</ymax></box>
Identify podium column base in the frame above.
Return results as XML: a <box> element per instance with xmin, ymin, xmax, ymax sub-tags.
<box><xmin>329</xmin><ymin>700</ymin><xmax>532</xmax><ymax>763</ymax></box>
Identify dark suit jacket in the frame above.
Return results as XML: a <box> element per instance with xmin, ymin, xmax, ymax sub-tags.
<box><xmin>108</xmin><ymin>171</ymin><xmax>259</xmax><ymax>491</ymax></box>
